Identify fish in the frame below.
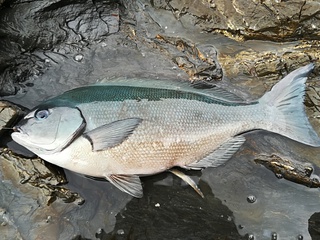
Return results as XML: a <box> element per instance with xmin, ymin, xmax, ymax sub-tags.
<box><xmin>11</xmin><ymin>64</ymin><xmax>320</xmax><ymax>198</ymax></box>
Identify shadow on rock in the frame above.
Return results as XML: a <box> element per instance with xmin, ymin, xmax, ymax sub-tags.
<box><xmin>96</xmin><ymin>173</ymin><xmax>246</xmax><ymax>240</ymax></box>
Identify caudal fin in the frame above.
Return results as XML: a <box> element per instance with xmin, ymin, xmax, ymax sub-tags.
<box><xmin>259</xmin><ymin>63</ymin><xmax>320</xmax><ymax>147</ymax></box>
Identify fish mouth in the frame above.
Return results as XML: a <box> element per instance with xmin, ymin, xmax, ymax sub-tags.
<box><xmin>13</xmin><ymin>126</ymin><xmax>26</xmax><ymax>135</ymax></box>
<box><xmin>12</xmin><ymin>117</ymin><xmax>29</xmax><ymax>134</ymax></box>
<box><xmin>13</xmin><ymin>126</ymin><xmax>20</xmax><ymax>132</ymax></box>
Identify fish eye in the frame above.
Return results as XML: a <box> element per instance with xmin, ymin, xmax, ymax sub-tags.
<box><xmin>35</xmin><ymin>109</ymin><xmax>50</xmax><ymax>120</ymax></box>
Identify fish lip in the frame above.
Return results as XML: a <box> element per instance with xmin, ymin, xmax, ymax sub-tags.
<box><xmin>13</xmin><ymin>126</ymin><xmax>25</xmax><ymax>135</ymax></box>
<box><xmin>12</xmin><ymin>126</ymin><xmax>20</xmax><ymax>132</ymax></box>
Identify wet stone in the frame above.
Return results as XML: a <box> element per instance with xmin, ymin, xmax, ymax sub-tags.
<box><xmin>217</xmin><ymin>42</ymin><xmax>320</xmax><ymax>93</ymax></box>
<box><xmin>246</xmin><ymin>195</ymin><xmax>256</xmax><ymax>204</ymax></box>
<box><xmin>0</xmin><ymin>148</ymin><xmax>83</xmax><ymax>205</ymax></box>
<box><xmin>1</xmin><ymin>0</ymin><xmax>320</xmax><ymax>239</ymax></box>
<box><xmin>308</xmin><ymin>212</ymin><xmax>320</xmax><ymax>239</ymax></box>
<box><xmin>0</xmin><ymin>101</ymin><xmax>23</xmax><ymax>131</ymax></box>
<box><xmin>297</xmin><ymin>234</ymin><xmax>303</xmax><ymax>240</ymax></box>
<box><xmin>254</xmin><ymin>154</ymin><xmax>320</xmax><ymax>188</ymax></box>
<box><xmin>102</xmin><ymin>177</ymin><xmax>246</xmax><ymax>240</ymax></box>
<box><xmin>248</xmin><ymin>234</ymin><xmax>254</xmax><ymax>240</ymax></box>
<box><xmin>0</xmin><ymin>0</ymin><xmax>120</xmax><ymax>96</ymax></box>
<box><xmin>202</xmin><ymin>131</ymin><xmax>320</xmax><ymax>239</ymax></box>
<box><xmin>116</xmin><ymin>229</ymin><xmax>125</xmax><ymax>235</ymax></box>
<box><xmin>154</xmin><ymin>35</ymin><xmax>222</xmax><ymax>81</ymax></box>
<box><xmin>163</xmin><ymin>0</ymin><xmax>320</xmax><ymax>41</ymax></box>
<box><xmin>73</xmin><ymin>54</ymin><xmax>84</xmax><ymax>62</ymax></box>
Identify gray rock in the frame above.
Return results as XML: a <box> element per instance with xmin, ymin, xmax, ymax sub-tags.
<box><xmin>164</xmin><ymin>0</ymin><xmax>320</xmax><ymax>41</ymax></box>
<box><xmin>1</xmin><ymin>0</ymin><xmax>320</xmax><ymax>239</ymax></box>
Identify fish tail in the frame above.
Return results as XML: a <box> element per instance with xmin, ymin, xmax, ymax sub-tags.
<box><xmin>259</xmin><ymin>63</ymin><xmax>320</xmax><ymax>147</ymax></box>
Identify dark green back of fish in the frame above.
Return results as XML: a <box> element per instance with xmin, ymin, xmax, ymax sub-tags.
<box><xmin>39</xmin><ymin>85</ymin><xmax>254</xmax><ymax>110</ymax></box>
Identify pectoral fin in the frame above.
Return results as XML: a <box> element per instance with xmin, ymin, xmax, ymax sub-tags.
<box><xmin>106</xmin><ymin>174</ymin><xmax>143</xmax><ymax>198</ymax></box>
<box><xmin>169</xmin><ymin>169</ymin><xmax>204</xmax><ymax>198</ymax></box>
<box><xmin>84</xmin><ymin>118</ymin><xmax>142</xmax><ymax>151</ymax></box>
<box><xmin>185</xmin><ymin>136</ymin><xmax>246</xmax><ymax>170</ymax></box>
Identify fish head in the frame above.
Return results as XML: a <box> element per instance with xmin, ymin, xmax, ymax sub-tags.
<box><xmin>11</xmin><ymin>106</ymin><xmax>86</xmax><ymax>155</ymax></box>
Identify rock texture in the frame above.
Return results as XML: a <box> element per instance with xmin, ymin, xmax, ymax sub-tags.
<box><xmin>1</xmin><ymin>0</ymin><xmax>320</xmax><ymax>239</ymax></box>
<box><xmin>163</xmin><ymin>0</ymin><xmax>320</xmax><ymax>41</ymax></box>
<box><xmin>0</xmin><ymin>0</ymin><xmax>119</xmax><ymax>96</ymax></box>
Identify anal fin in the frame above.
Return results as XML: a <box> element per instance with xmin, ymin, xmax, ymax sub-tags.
<box><xmin>185</xmin><ymin>136</ymin><xmax>246</xmax><ymax>170</ymax></box>
<box><xmin>105</xmin><ymin>174</ymin><xmax>143</xmax><ymax>198</ymax></box>
<box><xmin>169</xmin><ymin>169</ymin><xmax>204</xmax><ymax>198</ymax></box>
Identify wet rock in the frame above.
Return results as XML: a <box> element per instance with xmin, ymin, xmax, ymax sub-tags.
<box><xmin>160</xmin><ymin>0</ymin><xmax>320</xmax><ymax>41</ymax></box>
<box><xmin>0</xmin><ymin>0</ymin><xmax>120</xmax><ymax>96</ymax></box>
<box><xmin>0</xmin><ymin>149</ymin><xmax>83</xmax><ymax>205</ymax></box>
<box><xmin>254</xmin><ymin>154</ymin><xmax>320</xmax><ymax>188</ymax></box>
<box><xmin>0</xmin><ymin>101</ymin><xmax>21</xmax><ymax>130</ymax></box>
<box><xmin>0</xmin><ymin>207</ymin><xmax>23</xmax><ymax>239</ymax></box>
<box><xmin>154</xmin><ymin>35</ymin><xmax>222</xmax><ymax>81</ymax></box>
<box><xmin>309</xmin><ymin>213</ymin><xmax>320</xmax><ymax>239</ymax></box>
<box><xmin>202</xmin><ymin>131</ymin><xmax>320</xmax><ymax>239</ymax></box>
<box><xmin>0</xmin><ymin>101</ymin><xmax>27</xmax><ymax>152</ymax></box>
<box><xmin>101</xmin><ymin>176</ymin><xmax>246</xmax><ymax>240</ymax></box>
<box><xmin>219</xmin><ymin>41</ymin><xmax>320</xmax><ymax>78</ymax></box>
<box><xmin>1</xmin><ymin>0</ymin><xmax>320</xmax><ymax>239</ymax></box>
<box><xmin>215</xmin><ymin>40</ymin><xmax>320</xmax><ymax>103</ymax></box>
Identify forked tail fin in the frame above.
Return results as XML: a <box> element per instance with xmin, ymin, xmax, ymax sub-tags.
<box><xmin>259</xmin><ymin>63</ymin><xmax>320</xmax><ymax>147</ymax></box>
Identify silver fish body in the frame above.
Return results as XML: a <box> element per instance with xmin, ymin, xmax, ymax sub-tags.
<box><xmin>11</xmin><ymin>64</ymin><xmax>320</xmax><ymax>197</ymax></box>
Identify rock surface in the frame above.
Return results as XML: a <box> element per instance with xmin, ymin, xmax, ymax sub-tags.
<box><xmin>163</xmin><ymin>0</ymin><xmax>320</xmax><ymax>41</ymax></box>
<box><xmin>1</xmin><ymin>0</ymin><xmax>320</xmax><ymax>239</ymax></box>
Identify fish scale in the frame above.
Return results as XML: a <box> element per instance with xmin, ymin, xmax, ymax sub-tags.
<box><xmin>72</xmin><ymin>99</ymin><xmax>264</xmax><ymax>175</ymax></box>
<box><xmin>11</xmin><ymin>64</ymin><xmax>320</xmax><ymax>197</ymax></box>
<box><xmin>35</xmin><ymin>99</ymin><xmax>262</xmax><ymax>176</ymax></box>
